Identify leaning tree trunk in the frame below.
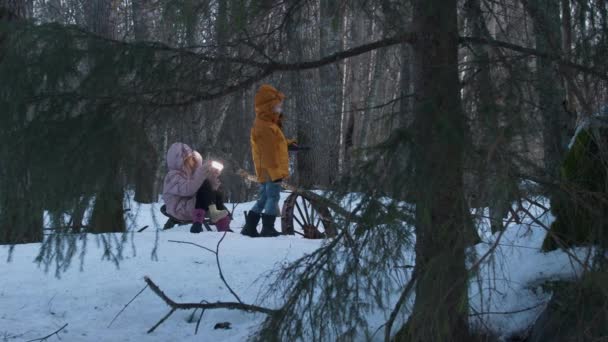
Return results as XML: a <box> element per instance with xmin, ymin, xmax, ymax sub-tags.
<box><xmin>0</xmin><ymin>0</ymin><xmax>44</xmax><ymax>244</ymax></box>
<box><xmin>465</xmin><ymin>0</ymin><xmax>515</xmax><ymax>234</ymax></box>
<box><xmin>395</xmin><ymin>0</ymin><xmax>471</xmax><ymax>340</ymax></box>
<box><xmin>525</xmin><ymin>0</ymin><xmax>571</xmax><ymax>180</ymax></box>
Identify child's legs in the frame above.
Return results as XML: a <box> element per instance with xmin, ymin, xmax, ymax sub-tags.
<box><xmin>195</xmin><ymin>180</ymin><xmax>214</xmax><ymax>210</ymax></box>
<box><xmin>262</xmin><ymin>181</ymin><xmax>281</xmax><ymax>216</ymax></box>
<box><xmin>250</xmin><ymin>183</ymin><xmax>267</xmax><ymax>214</ymax></box>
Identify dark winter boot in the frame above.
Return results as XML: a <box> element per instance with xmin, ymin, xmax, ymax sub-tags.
<box><xmin>241</xmin><ymin>211</ymin><xmax>261</xmax><ymax>237</ymax></box>
<box><xmin>260</xmin><ymin>214</ymin><xmax>281</xmax><ymax>237</ymax></box>
<box><xmin>190</xmin><ymin>222</ymin><xmax>203</xmax><ymax>233</ymax></box>
<box><xmin>190</xmin><ymin>208</ymin><xmax>205</xmax><ymax>233</ymax></box>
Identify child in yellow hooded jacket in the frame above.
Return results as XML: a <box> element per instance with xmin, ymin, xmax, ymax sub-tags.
<box><xmin>242</xmin><ymin>84</ymin><xmax>296</xmax><ymax>237</ymax></box>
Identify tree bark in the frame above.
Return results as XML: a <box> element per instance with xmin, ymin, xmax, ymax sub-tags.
<box><xmin>84</xmin><ymin>0</ymin><xmax>115</xmax><ymax>38</ymax></box>
<box><xmin>0</xmin><ymin>0</ymin><xmax>44</xmax><ymax>244</ymax></box>
<box><xmin>85</xmin><ymin>2</ymin><xmax>126</xmax><ymax>232</ymax></box>
<box><xmin>286</xmin><ymin>10</ymin><xmax>320</xmax><ymax>188</ymax></box>
<box><xmin>130</xmin><ymin>1</ymin><xmax>158</xmax><ymax>204</ymax></box>
<box><xmin>395</xmin><ymin>0</ymin><xmax>471</xmax><ymax>340</ymax></box>
<box><xmin>132</xmin><ymin>0</ymin><xmax>153</xmax><ymax>41</ymax></box>
<box><xmin>464</xmin><ymin>0</ymin><xmax>514</xmax><ymax>235</ymax></box>
<box><xmin>318</xmin><ymin>0</ymin><xmax>342</xmax><ymax>186</ymax></box>
<box><xmin>524</xmin><ymin>0</ymin><xmax>571</xmax><ymax>180</ymax></box>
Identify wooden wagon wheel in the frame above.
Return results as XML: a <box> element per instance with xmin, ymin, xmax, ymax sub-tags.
<box><xmin>281</xmin><ymin>191</ymin><xmax>336</xmax><ymax>238</ymax></box>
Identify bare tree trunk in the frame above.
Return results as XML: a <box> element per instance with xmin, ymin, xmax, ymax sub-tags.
<box><xmin>84</xmin><ymin>0</ymin><xmax>115</xmax><ymax>38</ymax></box>
<box><xmin>464</xmin><ymin>0</ymin><xmax>514</xmax><ymax>235</ymax></box>
<box><xmin>561</xmin><ymin>0</ymin><xmax>575</xmax><ymax>111</ymax></box>
<box><xmin>89</xmin><ymin>138</ymin><xmax>127</xmax><ymax>234</ymax></box>
<box><xmin>85</xmin><ymin>2</ymin><xmax>125</xmax><ymax>233</ymax></box>
<box><xmin>339</xmin><ymin>6</ymin><xmax>358</xmax><ymax>176</ymax></box>
<box><xmin>396</xmin><ymin>0</ymin><xmax>471</xmax><ymax>340</ymax></box>
<box><xmin>133</xmin><ymin>126</ymin><xmax>159</xmax><ymax>204</ymax></box>
<box><xmin>397</xmin><ymin>43</ymin><xmax>412</xmax><ymax>129</ymax></box>
<box><xmin>287</xmin><ymin>10</ymin><xmax>320</xmax><ymax>188</ymax></box>
<box><xmin>318</xmin><ymin>0</ymin><xmax>342</xmax><ymax>186</ymax></box>
<box><xmin>43</xmin><ymin>0</ymin><xmax>63</xmax><ymax>23</ymax></box>
<box><xmin>131</xmin><ymin>0</ymin><xmax>158</xmax><ymax>204</ymax></box>
<box><xmin>0</xmin><ymin>0</ymin><xmax>25</xmax><ymax>20</ymax></box>
<box><xmin>132</xmin><ymin>0</ymin><xmax>153</xmax><ymax>41</ymax></box>
<box><xmin>525</xmin><ymin>0</ymin><xmax>571</xmax><ymax>180</ymax></box>
<box><xmin>0</xmin><ymin>0</ymin><xmax>44</xmax><ymax>244</ymax></box>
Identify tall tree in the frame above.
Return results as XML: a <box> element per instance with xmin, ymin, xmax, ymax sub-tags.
<box><xmin>0</xmin><ymin>0</ymin><xmax>44</xmax><ymax>244</ymax></box>
<box><xmin>464</xmin><ymin>0</ymin><xmax>516</xmax><ymax>234</ymax></box>
<box><xmin>130</xmin><ymin>0</ymin><xmax>159</xmax><ymax>204</ymax></box>
<box><xmin>85</xmin><ymin>0</ymin><xmax>127</xmax><ymax>233</ymax></box>
<box><xmin>397</xmin><ymin>0</ymin><xmax>471</xmax><ymax>339</ymax></box>
<box><xmin>524</xmin><ymin>0</ymin><xmax>572</xmax><ymax>180</ymax></box>
<box><xmin>286</xmin><ymin>6</ymin><xmax>321</xmax><ymax>188</ymax></box>
<box><xmin>318</xmin><ymin>0</ymin><xmax>342</xmax><ymax>186</ymax></box>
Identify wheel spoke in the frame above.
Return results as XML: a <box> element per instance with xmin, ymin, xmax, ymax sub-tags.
<box><xmin>293</xmin><ymin>214</ymin><xmax>305</xmax><ymax>228</ymax></box>
<box><xmin>310</xmin><ymin>203</ymin><xmax>317</xmax><ymax>224</ymax></box>
<box><xmin>301</xmin><ymin>197</ymin><xmax>312</xmax><ymax>224</ymax></box>
<box><xmin>295</xmin><ymin>200</ymin><xmax>309</xmax><ymax>225</ymax></box>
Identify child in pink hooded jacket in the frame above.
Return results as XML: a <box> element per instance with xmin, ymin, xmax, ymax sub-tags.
<box><xmin>162</xmin><ymin>142</ymin><xmax>231</xmax><ymax>233</ymax></box>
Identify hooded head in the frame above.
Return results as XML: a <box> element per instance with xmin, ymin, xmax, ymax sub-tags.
<box><xmin>166</xmin><ymin>142</ymin><xmax>194</xmax><ymax>171</ymax></box>
<box><xmin>255</xmin><ymin>84</ymin><xmax>285</xmax><ymax>123</ymax></box>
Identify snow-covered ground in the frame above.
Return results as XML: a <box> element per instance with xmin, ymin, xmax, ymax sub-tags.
<box><xmin>0</xmin><ymin>193</ymin><xmax>588</xmax><ymax>341</ymax></box>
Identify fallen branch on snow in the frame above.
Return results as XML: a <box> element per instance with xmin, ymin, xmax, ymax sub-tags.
<box><xmin>143</xmin><ymin>276</ymin><xmax>278</xmax><ymax>333</ymax></box>
<box><xmin>25</xmin><ymin>323</ymin><xmax>68</xmax><ymax>342</ymax></box>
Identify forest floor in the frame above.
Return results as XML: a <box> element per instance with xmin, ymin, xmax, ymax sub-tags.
<box><xmin>0</xmin><ymin>192</ymin><xmax>589</xmax><ymax>341</ymax></box>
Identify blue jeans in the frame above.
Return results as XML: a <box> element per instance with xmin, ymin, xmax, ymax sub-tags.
<box><xmin>251</xmin><ymin>181</ymin><xmax>281</xmax><ymax>216</ymax></box>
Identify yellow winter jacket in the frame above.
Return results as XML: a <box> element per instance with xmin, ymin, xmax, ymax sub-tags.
<box><xmin>251</xmin><ymin>84</ymin><xmax>290</xmax><ymax>182</ymax></box>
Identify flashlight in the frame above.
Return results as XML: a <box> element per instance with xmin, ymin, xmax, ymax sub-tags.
<box><xmin>211</xmin><ymin>161</ymin><xmax>224</xmax><ymax>172</ymax></box>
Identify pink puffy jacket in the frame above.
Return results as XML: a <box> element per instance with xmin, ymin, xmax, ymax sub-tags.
<box><xmin>162</xmin><ymin>143</ymin><xmax>216</xmax><ymax>221</ymax></box>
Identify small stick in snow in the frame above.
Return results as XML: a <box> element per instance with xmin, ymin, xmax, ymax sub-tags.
<box><xmin>148</xmin><ymin>308</ymin><xmax>177</xmax><ymax>334</ymax></box>
<box><xmin>195</xmin><ymin>308</ymin><xmax>206</xmax><ymax>335</ymax></box>
<box><xmin>168</xmin><ymin>240</ymin><xmax>216</xmax><ymax>255</ymax></box>
<box><xmin>25</xmin><ymin>323</ymin><xmax>68</xmax><ymax>342</ymax></box>
<box><xmin>108</xmin><ymin>285</ymin><xmax>149</xmax><ymax>327</ymax></box>
<box><xmin>215</xmin><ymin>232</ymin><xmax>242</xmax><ymax>304</ymax></box>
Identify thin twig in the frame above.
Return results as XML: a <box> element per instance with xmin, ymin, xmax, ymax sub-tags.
<box><xmin>168</xmin><ymin>240</ymin><xmax>216</xmax><ymax>255</ymax></box>
<box><xmin>147</xmin><ymin>308</ymin><xmax>176</xmax><ymax>334</ymax></box>
<box><xmin>195</xmin><ymin>308</ymin><xmax>206</xmax><ymax>335</ymax></box>
<box><xmin>469</xmin><ymin>301</ymin><xmax>547</xmax><ymax>317</ymax></box>
<box><xmin>25</xmin><ymin>323</ymin><xmax>68</xmax><ymax>342</ymax></box>
<box><xmin>215</xmin><ymin>232</ymin><xmax>242</xmax><ymax>304</ymax></box>
<box><xmin>384</xmin><ymin>272</ymin><xmax>417</xmax><ymax>342</ymax></box>
<box><xmin>108</xmin><ymin>285</ymin><xmax>149</xmax><ymax>327</ymax></box>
